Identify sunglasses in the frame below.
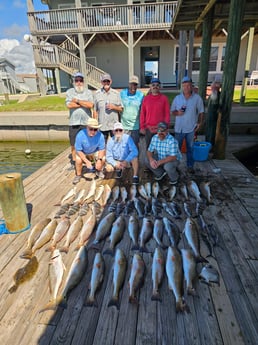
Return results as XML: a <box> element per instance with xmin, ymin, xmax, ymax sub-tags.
<box><xmin>151</xmin><ymin>83</ymin><xmax>160</xmax><ymax>87</ymax></box>
<box><xmin>115</xmin><ymin>129</ymin><xmax>123</xmax><ymax>132</ymax></box>
<box><xmin>88</xmin><ymin>127</ymin><xmax>98</xmax><ymax>132</ymax></box>
<box><xmin>157</xmin><ymin>128</ymin><xmax>166</xmax><ymax>133</ymax></box>
<box><xmin>102</xmin><ymin>80</ymin><xmax>110</xmax><ymax>83</ymax></box>
<box><xmin>75</xmin><ymin>78</ymin><xmax>84</xmax><ymax>82</ymax></box>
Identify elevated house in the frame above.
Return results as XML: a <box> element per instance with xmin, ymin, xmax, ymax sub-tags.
<box><xmin>27</xmin><ymin>0</ymin><xmax>258</xmax><ymax>94</ymax></box>
<box><xmin>0</xmin><ymin>58</ymin><xmax>30</xmax><ymax>94</ymax></box>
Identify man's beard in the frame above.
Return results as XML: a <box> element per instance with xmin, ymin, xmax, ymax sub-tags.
<box><xmin>210</xmin><ymin>91</ymin><xmax>218</xmax><ymax>101</ymax></box>
<box><xmin>115</xmin><ymin>134</ymin><xmax>122</xmax><ymax>142</ymax></box>
<box><xmin>74</xmin><ymin>85</ymin><xmax>85</xmax><ymax>94</ymax></box>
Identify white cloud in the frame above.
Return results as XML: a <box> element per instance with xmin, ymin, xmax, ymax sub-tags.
<box><xmin>0</xmin><ymin>39</ymin><xmax>35</xmax><ymax>74</ymax></box>
<box><xmin>3</xmin><ymin>24</ymin><xmax>29</xmax><ymax>39</ymax></box>
<box><xmin>13</xmin><ymin>0</ymin><xmax>26</xmax><ymax>9</ymax></box>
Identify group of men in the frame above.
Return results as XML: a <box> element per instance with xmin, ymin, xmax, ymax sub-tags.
<box><xmin>66</xmin><ymin>72</ymin><xmax>206</xmax><ymax>185</ymax></box>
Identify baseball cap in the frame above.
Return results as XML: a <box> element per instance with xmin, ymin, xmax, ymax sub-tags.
<box><xmin>113</xmin><ymin>122</ymin><xmax>124</xmax><ymax>130</ymax></box>
<box><xmin>74</xmin><ymin>72</ymin><xmax>84</xmax><ymax>79</ymax></box>
<box><xmin>87</xmin><ymin>118</ymin><xmax>102</xmax><ymax>128</ymax></box>
<box><xmin>157</xmin><ymin>121</ymin><xmax>168</xmax><ymax>130</ymax></box>
<box><xmin>129</xmin><ymin>75</ymin><xmax>139</xmax><ymax>84</ymax></box>
<box><xmin>101</xmin><ymin>73</ymin><xmax>112</xmax><ymax>81</ymax></box>
<box><xmin>151</xmin><ymin>77</ymin><xmax>161</xmax><ymax>84</ymax></box>
<box><xmin>182</xmin><ymin>76</ymin><xmax>192</xmax><ymax>83</ymax></box>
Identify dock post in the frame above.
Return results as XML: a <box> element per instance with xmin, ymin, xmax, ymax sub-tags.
<box><xmin>0</xmin><ymin>173</ymin><xmax>30</xmax><ymax>233</ymax></box>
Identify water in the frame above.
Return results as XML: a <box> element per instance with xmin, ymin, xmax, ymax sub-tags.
<box><xmin>0</xmin><ymin>142</ymin><xmax>69</xmax><ymax>180</ymax></box>
<box><xmin>234</xmin><ymin>144</ymin><xmax>258</xmax><ymax>177</ymax></box>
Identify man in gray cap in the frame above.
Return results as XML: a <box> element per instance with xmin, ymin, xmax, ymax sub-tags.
<box><xmin>94</xmin><ymin>73</ymin><xmax>123</xmax><ymax>142</ymax></box>
<box><xmin>171</xmin><ymin>76</ymin><xmax>204</xmax><ymax>173</ymax></box>
<box><xmin>145</xmin><ymin>121</ymin><xmax>181</xmax><ymax>184</ymax></box>
<box><xmin>66</xmin><ymin>72</ymin><xmax>94</xmax><ymax>169</ymax></box>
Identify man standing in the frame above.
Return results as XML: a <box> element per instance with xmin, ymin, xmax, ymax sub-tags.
<box><xmin>73</xmin><ymin>118</ymin><xmax>105</xmax><ymax>184</ymax></box>
<box><xmin>146</xmin><ymin>122</ymin><xmax>181</xmax><ymax>184</ymax></box>
<box><xmin>205</xmin><ymin>80</ymin><xmax>221</xmax><ymax>147</ymax></box>
<box><xmin>171</xmin><ymin>76</ymin><xmax>204</xmax><ymax>173</ymax></box>
<box><xmin>120</xmin><ymin>75</ymin><xmax>144</xmax><ymax>147</ymax></box>
<box><xmin>66</xmin><ymin>72</ymin><xmax>94</xmax><ymax>168</ymax></box>
<box><xmin>94</xmin><ymin>73</ymin><xmax>123</xmax><ymax>141</ymax></box>
<box><xmin>106</xmin><ymin>122</ymin><xmax>139</xmax><ymax>184</ymax></box>
<box><xmin>140</xmin><ymin>77</ymin><xmax>170</xmax><ymax>148</ymax></box>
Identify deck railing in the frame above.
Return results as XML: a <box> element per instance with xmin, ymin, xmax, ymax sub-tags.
<box><xmin>32</xmin><ymin>44</ymin><xmax>104</xmax><ymax>89</ymax></box>
<box><xmin>28</xmin><ymin>2</ymin><xmax>177</xmax><ymax>35</ymax></box>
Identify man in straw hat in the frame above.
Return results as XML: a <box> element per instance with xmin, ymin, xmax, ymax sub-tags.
<box><xmin>73</xmin><ymin>118</ymin><xmax>105</xmax><ymax>184</ymax></box>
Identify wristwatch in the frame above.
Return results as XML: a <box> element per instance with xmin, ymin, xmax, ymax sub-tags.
<box><xmin>76</xmin><ymin>100</ymin><xmax>80</xmax><ymax>105</ymax></box>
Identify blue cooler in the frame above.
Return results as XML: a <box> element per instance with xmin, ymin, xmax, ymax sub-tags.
<box><xmin>193</xmin><ymin>142</ymin><xmax>211</xmax><ymax>161</ymax></box>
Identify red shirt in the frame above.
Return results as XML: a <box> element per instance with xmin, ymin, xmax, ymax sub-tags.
<box><xmin>140</xmin><ymin>93</ymin><xmax>170</xmax><ymax>132</ymax></box>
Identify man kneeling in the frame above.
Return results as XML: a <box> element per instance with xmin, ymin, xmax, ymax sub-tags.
<box><xmin>106</xmin><ymin>122</ymin><xmax>139</xmax><ymax>185</ymax></box>
<box><xmin>146</xmin><ymin>121</ymin><xmax>181</xmax><ymax>185</ymax></box>
<box><xmin>73</xmin><ymin>118</ymin><xmax>105</xmax><ymax>184</ymax></box>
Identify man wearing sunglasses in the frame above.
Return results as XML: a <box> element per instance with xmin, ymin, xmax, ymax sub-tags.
<box><xmin>140</xmin><ymin>77</ymin><xmax>170</xmax><ymax>149</ymax></box>
<box><xmin>145</xmin><ymin>121</ymin><xmax>181</xmax><ymax>185</ymax></box>
<box><xmin>73</xmin><ymin>118</ymin><xmax>105</xmax><ymax>184</ymax></box>
<box><xmin>94</xmin><ymin>73</ymin><xmax>123</xmax><ymax>142</ymax></box>
<box><xmin>66</xmin><ymin>72</ymin><xmax>94</xmax><ymax>170</ymax></box>
<box><xmin>105</xmin><ymin>122</ymin><xmax>139</xmax><ymax>184</ymax></box>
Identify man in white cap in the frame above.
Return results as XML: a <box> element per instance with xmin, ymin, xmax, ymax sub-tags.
<box><xmin>105</xmin><ymin>122</ymin><xmax>139</xmax><ymax>184</ymax></box>
<box><xmin>120</xmin><ymin>75</ymin><xmax>144</xmax><ymax>147</ymax></box>
<box><xmin>66</xmin><ymin>72</ymin><xmax>94</xmax><ymax>169</ymax></box>
<box><xmin>94</xmin><ymin>73</ymin><xmax>123</xmax><ymax>142</ymax></box>
<box><xmin>73</xmin><ymin>118</ymin><xmax>105</xmax><ymax>184</ymax></box>
<box><xmin>171</xmin><ymin>76</ymin><xmax>204</xmax><ymax>173</ymax></box>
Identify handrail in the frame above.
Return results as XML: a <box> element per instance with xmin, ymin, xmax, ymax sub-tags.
<box><xmin>28</xmin><ymin>2</ymin><xmax>177</xmax><ymax>35</ymax></box>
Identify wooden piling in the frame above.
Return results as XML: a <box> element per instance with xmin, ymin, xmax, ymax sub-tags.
<box><xmin>0</xmin><ymin>172</ymin><xmax>29</xmax><ymax>233</ymax></box>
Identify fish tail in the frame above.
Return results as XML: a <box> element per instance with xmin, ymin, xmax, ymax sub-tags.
<box><xmin>20</xmin><ymin>248</ymin><xmax>33</xmax><ymax>259</ymax></box>
<box><xmin>85</xmin><ymin>296</ymin><xmax>98</xmax><ymax>308</ymax></box>
<box><xmin>39</xmin><ymin>300</ymin><xmax>57</xmax><ymax>313</ymax></box>
<box><xmin>129</xmin><ymin>295</ymin><xmax>138</xmax><ymax>305</ymax></box>
<box><xmin>176</xmin><ymin>299</ymin><xmax>190</xmax><ymax>313</ymax></box>
<box><xmin>103</xmin><ymin>248</ymin><xmax>114</xmax><ymax>256</ymax></box>
<box><xmin>8</xmin><ymin>285</ymin><xmax>18</xmax><ymax>294</ymax></box>
<box><xmin>151</xmin><ymin>291</ymin><xmax>162</xmax><ymax>302</ymax></box>
<box><xmin>57</xmin><ymin>296</ymin><xmax>68</xmax><ymax>309</ymax></box>
<box><xmin>196</xmin><ymin>256</ymin><xmax>209</xmax><ymax>263</ymax></box>
<box><xmin>187</xmin><ymin>287</ymin><xmax>196</xmax><ymax>296</ymax></box>
<box><xmin>59</xmin><ymin>246</ymin><xmax>69</xmax><ymax>254</ymax></box>
<box><xmin>139</xmin><ymin>246</ymin><xmax>150</xmax><ymax>253</ymax></box>
<box><xmin>107</xmin><ymin>297</ymin><xmax>120</xmax><ymax>309</ymax></box>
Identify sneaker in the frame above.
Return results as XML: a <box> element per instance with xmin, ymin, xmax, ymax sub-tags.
<box><xmin>169</xmin><ymin>180</ymin><xmax>178</xmax><ymax>185</ymax></box>
<box><xmin>115</xmin><ymin>170</ymin><xmax>122</xmax><ymax>179</ymax></box>
<box><xmin>132</xmin><ymin>176</ymin><xmax>139</xmax><ymax>185</ymax></box>
<box><xmin>72</xmin><ymin>175</ymin><xmax>81</xmax><ymax>185</ymax></box>
<box><xmin>67</xmin><ymin>164</ymin><xmax>75</xmax><ymax>171</ymax></box>
<box><xmin>154</xmin><ymin>171</ymin><xmax>167</xmax><ymax>181</ymax></box>
<box><xmin>96</xmin><ymin>170</ymin><xmax>105</xmax><ymax>179</ymax></box>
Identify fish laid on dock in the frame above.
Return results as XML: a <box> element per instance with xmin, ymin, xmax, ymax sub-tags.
<box><xmin>139</xmin><ymin>217</ymin><xmax>153</xmax><ymax>252</ymax></box>
<box><xmin>75</xmin><ymin>210</ymin><xmax>96</xmax><ymax>249</ymax></box>
<box><xmin>199</xmin><ymin>264</ymin><xmax>220</xmax><ymax>286</ymax></box>
<box><xmin>93</xmin><ymin>212</ymin><xmax>116</xmax><ymax>244</ymax></box>
<box><xmin>85</xmin><ymin>252</ymin><xmax>105</xmax><ymax>308</ymax></box>
<box><xmin>20</xmin><ymin>218</ymin><xmax>51</xmax><ymax>259</ymax></box>
<box><xmin>108</xmin><ymin>248</ymin><xmax>127</xmax><ymax>309</ymax></box>
<box><xmin>151</xmin><ymin>247</ymin><xmax>164</xmax><ymax>301</ymax></box>
<box><xmin>181</xmin><ymin>248</ymin><xmax>197</xmax><ymax>295</ymax></box>
<box><xmin>187</xmin><ymin>180</ymin><xmax>202</xmax><ymax>202</ymax></box>
<box><xmin>46</xmin><ymin>218</ymin><xmax>70</xmax><ymax>252</ymax></box>
<box><xmin>128</xmin><ymin>214</ymin><xmax>139</xmax><ymax>250</ymax></box>
<box><xmin>9</xmin><ymin>256</ymin><xmax>39</xmax><ymax>293</ymax></box>
<box><xmin>128</xmin><ymin>253</ymin><xmax>145</xmax><ymax>304</ymax></box>
<box><xmin>39</xmin><ymin>249</ymin><xmax>65</xmax><ymax>312</ymax></box>
<box><xmin>60</xmin><ymin>216</ymin><xmax>83</xmax><ymax>253</ymax></box>
<box><xmin>58</xmin><ymin>246</ymin><xmax>88</xmax><ymax>308</ymax></box>
<box><xmin>103</xmin><ymin>215</ymin><xmax>125</xmax><ymax>256</ymax></box>
<box><xmin>199</xmin><ymin>181</ymin><xmax>212</xmax><ymax>204</ymax></box>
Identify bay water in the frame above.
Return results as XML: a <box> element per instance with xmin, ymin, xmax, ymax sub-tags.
<box><xmin>0</xmin><ymin>141</ymin><xmax>69</xmax><ymax>180</ymax></box>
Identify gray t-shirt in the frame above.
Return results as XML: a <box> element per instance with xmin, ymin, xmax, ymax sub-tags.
<box><xmin>94</xmin><ymin>88</ymin><xmax>122</xmax><ymax>131</ymax></box>
<box><xmin>66</xmin><ymin>87</ymin><xmax>93</xmax><ymax>126</ymax></box>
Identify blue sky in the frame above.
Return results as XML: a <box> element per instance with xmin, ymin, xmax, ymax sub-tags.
<box><xmin>0</xmin><ymin>1</ymin><xmax>48</xmax><ymax>73</ymax></box>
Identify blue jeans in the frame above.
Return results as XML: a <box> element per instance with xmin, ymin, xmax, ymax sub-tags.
<box><xmin>175</xmin><ymin>131</ymin><xmax>195</xmax><ymax>168</ymax></box>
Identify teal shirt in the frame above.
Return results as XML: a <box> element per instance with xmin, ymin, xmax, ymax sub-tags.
<box><xmin>120</xmin><ymin>89</ymin><xmax>144</xmax><ymax>130</ymax></box>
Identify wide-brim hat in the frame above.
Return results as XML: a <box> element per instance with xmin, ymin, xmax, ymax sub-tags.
<box><xmin>87</xmin><ymin>118</ymin><xmax>102</xmax><ymax>129</ymax></box>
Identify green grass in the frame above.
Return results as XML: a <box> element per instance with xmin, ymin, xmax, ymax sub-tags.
<box><xmin>0</xmin><ymin>88</ymin><xmax>257</xmax><ymax>112</ymax></box>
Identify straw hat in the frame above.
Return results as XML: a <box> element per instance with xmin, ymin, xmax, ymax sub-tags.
<box><xmin>87</xmin><ymin>118</ymin><xmax>102</xmax><ymax>128</ymax></box>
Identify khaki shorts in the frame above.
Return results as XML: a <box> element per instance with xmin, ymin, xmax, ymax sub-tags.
<box><xmin>105</xmin><ymin>160</ymin><xmax>130</xmax><ymax>172</ymax></box>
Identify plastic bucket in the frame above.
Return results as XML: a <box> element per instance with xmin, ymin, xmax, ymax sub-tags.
<box><xmin>193</xmin><ymin>141</ymin><xmax>211</xmax><ymax>161</ymax></box>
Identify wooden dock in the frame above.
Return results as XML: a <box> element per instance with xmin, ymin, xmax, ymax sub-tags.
<box><xmin>0</xmin><ymin>135</ymin><xmax>258</xmax><ymax>345</ymax></box>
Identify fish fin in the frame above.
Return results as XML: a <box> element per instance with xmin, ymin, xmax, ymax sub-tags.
<box><xmin>59</xmin><ymin>246</ymin><xmax>69</xmax><ymax>254</ymax></box>
<box><xmin>85</xmin><ymin>297</ymin><xmax>98</xmax><ymax>308</ymax></box>
<box><xmin>39</xmin><ymin>300</ymin><xmax>57</xmax><ymax>313</ymax></box>
<box><xmin>151</xmin><ymin>292</ymin><xmax>162</xmax><ymax>302</ymax></box>
<box><xmin>129</xmin><ymin>296</ymin><xmax>138</xmax><ymax>305</ymax></box>
<box><xmin>107</xmin><ymin>297</ymin><xmax>120</xmax><ymax>309</ymax></box>
<box><xmin>20</xmin><ymin>248</ymin><xmax>33</xmax><ymax>259</ymax></box>
<box><xmin>103</xmin><ymin>248</ymin><xmax>114</xmax><ymax>256</ymax></box>
<box><xmin>8</xmin><ymin>285</ymin><xmax>18</xmax><ymax>294</ymax></box>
